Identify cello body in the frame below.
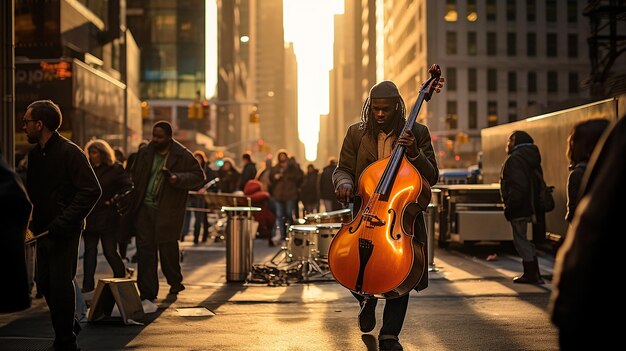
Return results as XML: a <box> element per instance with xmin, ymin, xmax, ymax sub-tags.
<box><xmin>328</xmin><ymin>156</ymin><xmax>430</xmax><ymax>298</ymax></box>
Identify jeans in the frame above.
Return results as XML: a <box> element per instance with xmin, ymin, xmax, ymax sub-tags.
<box><xmin>510</xmin><ymin>218</ymin><xmax>536</xmax><ymax>262</ymax></box>
<box><xmin>274</xmin><ymin>199</ymin><xmax>297</xmax><ymax>240</ymax></box>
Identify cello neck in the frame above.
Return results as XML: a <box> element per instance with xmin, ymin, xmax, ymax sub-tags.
<box><xmin>373</xmin><ymin>65</ymin><xmax>442</xmax><ymax>199</ymax></box>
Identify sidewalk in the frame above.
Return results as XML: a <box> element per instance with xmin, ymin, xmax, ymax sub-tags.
<box><xmin>0</xmin><ymin>237</ymin><xmax>559</xmax><ymax>351</ymax></box>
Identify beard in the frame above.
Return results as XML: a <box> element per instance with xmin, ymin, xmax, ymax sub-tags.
<box><xmin>26</xmin><ymin>130</ymin><xmax>41</xmax><ymax>144</ymax></box>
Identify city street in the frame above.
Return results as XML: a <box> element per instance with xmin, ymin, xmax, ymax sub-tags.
<box><xmin>0</xmin><ymin>236</ymin><xmax>558</xmax><ymax>351</ymax></box>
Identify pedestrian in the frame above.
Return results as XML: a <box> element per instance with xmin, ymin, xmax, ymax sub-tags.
<box><xmin>0</xmin><ymin>153</ymin><xmax>32</xmax><ymax>313</ymax></box>
<box><xmin>217</xmin><ymin>157</ymin><xmax>241</xmax><ymax>193</ymax></box>
<box><xmin>269</xmin><ymin>149</ymin><xmax>303</xmax><ymax>243</ymax></box>
<box><xmin>192</xmin><ymin>150</ymin><xmax>212</xmax><ymax>243</ymax></box>
<box><xmin>564</xmin><ymin>118</ymin><xmax>610</xmax><ymax>224</ymax></box>
<box><xmin>129</xmin><ymin>121</ymin><xmax>204</xmax><ymax>301</ymax></box>
<box><xmin>81</xmin><ymin>139</ymin><xmax>133</xmax><ymax>294</ymax></box>
<box><xmin>22</xmin><ymin>100</ymin><xmax>101</xmax><ymax>350</ymax></box>
<box><xmin>238</xmin><ymin>152</ymin><xmax>257</xmax><ymax>191</ymax></box>
<box><xmin>299</xmin><ymin>163</ymin><xmax>320</xmax><ymax>216</ymax></box>
<box><xmin>319</xmin><ymin>157</ymin><xmax>342</xmax><ymax>212</ymax></box>
<box><xmin>333</xmin><ymin>80</ymin><xmax>440</xmax><ymax>351</ymax></box>
<box><xmin>550</xmin><ymin>115</ymin><xmax>624</xmax><ymax>350</ymax></box>
<box><xmin>499</xmin><ymin>130</ymin><xmax>546</xmax><ymax>284</ymax></box>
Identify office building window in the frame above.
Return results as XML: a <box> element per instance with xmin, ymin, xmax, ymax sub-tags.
<box><xmin>506</xmin><ymin>0</ymin><xmax>516</xmax><ymax>21</ymax></box>
<box><xmin>487</xmin><ymin>0</ymin><xmax>497</xmax><ymax>22</ymax></box>
<box><xmin>445</xmin><ymin>0</ymin><xmax>458</xmax><ymax>22</ymax></box>
<box><xmin>508</xmin><ymin>101</ymin><xmax>517</xmax><ymax>122</ymax></box>
<box><xmin>488</xmin><ymin>69</ymin><xmax>497</xmax><ymax>92</ymax></box>
<box><xmin>487</xmin><ymin>101</ymin><xmax>498</xmax><ymax>127</ymax></box>
<box><xmin>528</xmin><ymin>72</ymin><xmax>537</xmax><ymax>93</ymax></box>
<box><xmin>527</xmin><ymin>32</ymin><xmax>536</xmax><ymax>57</ymax></box>
<box><xmin>527</xmin><ymin>0</ymin><xmax>536</xmax><ymax>22</ymax></box>
<box><xmin>447</xmin><ymin>100</ymin><xmax>458</xmax><ymax>129</ymax></box>
<box><xmin>468</xmin><ymin>32</ymin><xmax>477</xmax><ymax>56</ymax></box>
<box><xmin>447</xmin><ymin>67</ymin><xmax>457</xmax><ymax>91</ymax></box>
<box><xmin>568</xmin><ymin>34</ymin><xmax>578</xmax><ymax>58</ymax></box>
<box><xmin>468</xmin><ymin>101</ymin><xmax>478</xmax><ymax>129</ymax></box>
<box><xmin>569</xmin><ymin>72</ymin><xmax>579</xmax><ymax>94</ymax></box>
<box><xmin>487</xmin><ymin>32</ymin><xmax>496</xmax><ymax>56</ymax></box>
<box><xmin>467</xmin><ymin>0</ymin><xmax>478</xmax><ymax>22</ymax></box>
<box><xmin>548</xmin><ymin>71</ymin><xmax>558</xmax><ymax>93</ymax></box>
<box><xmin>507</xmin><ymin>32</ymin><xmax>516</xmax><ymax>56</ymax></box>
<box><xmin>508</xmin><ymin>71</ymin><xmax>517</xmax><ymax>92</ymax></box>
<box><xmin>546</xmin><ymin>0</ymin><xmax>557</xmax><ymax>22</ymax></box>
<box><xmin>547</xmin><ymin>33</ymin><xmax>557</xmax><ymax>57</ymax></box>
<box><xmin>447</xmin><ymin>31</ymin><xmax>457</xmax><ymax>55</ymax></box>
<box><xmin>468</xmin><ymin>68</ymin><xmax>477</xmax><ymax>92</ymax></box>
<box><xmin>567</xmin><ymin>0</ymin><xmax>578</xmax><ymax>23</ymax></box>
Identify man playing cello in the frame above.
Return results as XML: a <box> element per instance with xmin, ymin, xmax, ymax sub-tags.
<box><xmin>333</xmin><ymin>79</ymin><xmax>441</xmax><ymax>351</ymax></box>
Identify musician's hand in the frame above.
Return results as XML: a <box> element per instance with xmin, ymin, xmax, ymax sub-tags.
<box><xmin>398</xmin><ymin>130</ymin><xmax>419</xmax><ymax>158</ymax></box>
<box><xmin>335</xmin><ymin>183</ymin><xmax>353</xmax><ymax>204</ymax></box>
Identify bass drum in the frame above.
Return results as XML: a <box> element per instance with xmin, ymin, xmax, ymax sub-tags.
<box><xmin>304</xmin><ymin>208</ymin><xmax>352</xmax><ymax>224</ymax></box>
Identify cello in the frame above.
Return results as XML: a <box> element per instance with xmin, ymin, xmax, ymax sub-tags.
<box><xmin>328</xmin><ymin>65</ymin><xmax>442</xmax><ymax>298</ymax></box>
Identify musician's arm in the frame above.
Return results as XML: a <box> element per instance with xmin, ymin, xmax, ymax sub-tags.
<box><xmin>408</xmin><ymin>124</ymin><xmax>439</xmax><ymax>186</ymax></box>
<box><xmin>333</xmin><ymin>125</ymin><xmax>357</xmax><ymax>191</ymax></box>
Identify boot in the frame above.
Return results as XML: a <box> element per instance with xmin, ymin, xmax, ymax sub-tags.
<box><xmin>513</xmin><ymin>259</ymin><xmax>544</xmax><ymax>284</ymax></box>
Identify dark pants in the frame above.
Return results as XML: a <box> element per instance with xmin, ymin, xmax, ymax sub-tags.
<box><xmin>352</xmin><ymin>292</ymin><xmax>410</xmax><ymax>337</ymax></box>
<box><xmin>136</xmin><ymin>206</ymin><xmax>183</xmax><ymax>300</ymax></box>
<box><xmin>82</xmin><ymin>229</ymin><xmax>126</xmax><ymax>292</ymax></box>
<box><xmin>193</xmin><ymin>210</ymin><xmax>210</xmax><ymax>243</ymax></box>
<box><xmin>36</xmin><ymin>231</ymin><xmax>81</xmax><ymax>349</ymax></box>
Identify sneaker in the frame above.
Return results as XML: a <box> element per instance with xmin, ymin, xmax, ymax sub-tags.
<box><xmin>358</xmin><ymin>298</ymin><xmax>377</xmax><ymax>333</ymax></box>
<box><xmin>379</xmin><ymin>338</ymin><xmax>403</xmax><ymax>351</ymax></box>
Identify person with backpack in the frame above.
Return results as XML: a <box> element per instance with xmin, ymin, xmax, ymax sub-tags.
<box><xmin>499</xmin><ymin>130</ymin><xmax>546</xmax><ymax>284</ymax></box>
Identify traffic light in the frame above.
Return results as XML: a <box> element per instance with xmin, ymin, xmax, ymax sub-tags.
<box><xmin>141</xmin><ymin>101</ymin><xmax>150</xmax><ymax>118</ymax></box>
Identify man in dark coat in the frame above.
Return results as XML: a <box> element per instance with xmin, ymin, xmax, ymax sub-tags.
<box><xmin>0</xmin><ymin>154</ymin><xmax>32</xmax><ymax>313</ymax></box>
<box><xmin>499</xmin><ymin>130</ymin><xmax>545</xmax><ymax>284</ymax></box>
<box><xmin>319</xmin><ymin>157</ymin><xmax>341</xmax><ymax>212</ymax></box>
<box><xmin>333</xmin><ymin>80</ymin><xmax>440</xmax><ymax>351</ymax></box>
<box><xmin>23</xmin><ymin>100</ymin><xmax>102</xmax><ymax>351</ymax></box>
<box><xmin>130</xmin><ymin>121</ymin><xmax>204</xmax><ymax>301</ymax></box>
<box><xmin>238</xmin><ymin>153</ymin><xmax>257</xmax><ymax>191</ymax></box>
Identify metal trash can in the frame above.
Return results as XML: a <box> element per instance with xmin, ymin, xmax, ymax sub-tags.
<box><xmin>425</xmin><ymin>203</ymin><xmax>438</xmax><ymax>272</ymax></box>
<box><xmin>221</xmin><ymin>206</ymin><xmax>261</xmax><ymax>282</ymax></box>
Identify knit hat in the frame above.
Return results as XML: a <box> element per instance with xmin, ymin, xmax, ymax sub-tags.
<box><xmin>509</xmin><ymin>130</ymin><xmax>534</xmax><ymax>146</ymax></box>
<box><xmin>369</xmin><ymin>81</ymin><xmax>401</xmax><ymax>99</ymax></box>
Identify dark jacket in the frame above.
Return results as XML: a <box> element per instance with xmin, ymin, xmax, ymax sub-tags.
<box><xmin>130</xmin><ymin>140</ymin><xmax>204</xmax><ymax>243</ymax></box>
<box><xmin>0</xmin><ymin>157</ymin><xmax>32</xmax><ymax>312</ymax></box>
<box><xmin>218</xmin><ymin>169</ymin><xmax>241</xmax><ymax>193</ymax></box>
<box><xmin>300</xmin><ymin>169</ymin><xmax>320</xmax><ymax>205</ymax></box>
<box><xmin>319</xmin><ymin>164</ymin><xmax>336</xmax><ymax>200</ymax></box>
<box><xmin>499</xmin><ymin>143</ymin><xmax>542</xmax><ymax>221</ymax></box>
<box><xmin>86</xmin><ymin>162</ymin><xmax>133</xmax><ymax>232</ymax></box>
<box><xmin>270</xmin><ymin>160</ymin><xmax>303</xmax><ymax>202</ymax></box>
<box><xmin>239</xmin><ymin>162</ymin><xmax>257</xmax><ymax>190</ymax></box>
<box><xmin>565</xmin><ymin>162</ymin><xmax>586</xmax><ymax>223</ymax></box>
<box><xmin>26</xmin><ymin>132</ymin><xmax>102</xmax><ymax>238</ymax></box>
<box><xmin>332</xmin><ymin>122</ymin><xmax>439</xmax><ymax>291</ymax></box>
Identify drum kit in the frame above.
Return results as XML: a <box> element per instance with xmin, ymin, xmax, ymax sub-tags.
<box><xmin>248</xmin><ymin>208</ymin><xmax>352</xmax><ymax>285</ymax></box>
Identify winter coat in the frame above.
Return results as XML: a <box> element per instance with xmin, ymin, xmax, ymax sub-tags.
<box><xmin>269</xmin><ymin>161</ymin><xmax>303</xmax><ymax>202</ymax></box>
<box><xmin>499</xmin><ymin>143</ymin><xmax>543</xmax><ymax>221</ymax></box>
<box><xmin>332</xmin><ymin>122</ymin><xmax>439</xmax><ymax>291</ymax></box>
<box><xmin>86</xmin><ymin>162</ymin><xmax>133</xmax><ymax>233</ymax></box>
<box><xmin>319</xmin><ymin>165</ymin><xmax>336</xmax><ymax>200</ymax></box>
<box><xmin>26</xmin><ymin>132</ymin><xmax>101</xmax><ymax>238</ymax></box>
<box><xmin>130</xmin><ymin>140</ymin><xmax>205</xmax><ymax>243</ymax></box>
<box><xmin>300</xmin><ymin>170</ymin><xmax>320</xmax><ymax>205</ymax></box>
<box><xmin>239</xmin><ymin>162</ymin><xmax>257</xmax><ymax>190</ymax></box>
<box><xmin>565</xmin><ymin>162</ymin><xmax>586</xmax><ymax>223</ymax></box>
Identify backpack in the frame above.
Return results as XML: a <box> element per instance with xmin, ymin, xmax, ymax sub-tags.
<box><xmin>531</xmin><ymin>168</ymin><xmax>555</xmax><ymax>214</ymax></box>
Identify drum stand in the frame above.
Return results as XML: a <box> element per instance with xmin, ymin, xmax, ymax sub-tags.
<box><xmin>259</xmin><ymin>245</ymin><xmax>331</xmax><ymax>283</ymax></box>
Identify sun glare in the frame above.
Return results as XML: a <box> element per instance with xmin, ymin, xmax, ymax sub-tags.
<box><xmin>283</xmin><ymin>0</ymin><xmax>344</xmax><ymax>161</ymax></box>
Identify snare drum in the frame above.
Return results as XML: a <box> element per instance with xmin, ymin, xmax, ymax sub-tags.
<box><xmin>315</xmin><ymin>223</ymin><xmax>342</xmax><ymax>259</ymax></box>
<box><xmin>305</xmin><ymin>208</ymin><xmax>352</xmax><ymax>224</ymax></box>
<box><xmin>287</xmin><ymin>225</ymin><xmax>318</xmax><ymax>260</ymax></box>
